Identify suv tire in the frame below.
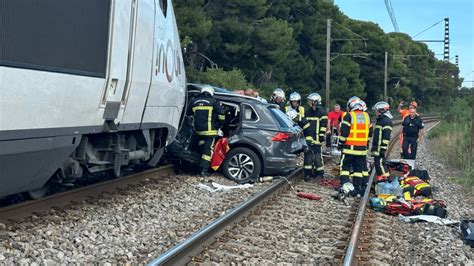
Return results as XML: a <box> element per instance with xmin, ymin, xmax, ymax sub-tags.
<box><xmin>222</xmin><ymin>147</ymin><xmax>261</xmax><ymax>183</ymax></box>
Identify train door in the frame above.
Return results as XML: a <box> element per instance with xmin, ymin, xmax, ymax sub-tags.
<box><xmin>101</xmin><ymin>0</ymin><xmax>136</xmax><ymax>125</ymax></box>
<box><xmin>119</xmin><ymin>0</ymin><xmax>156</xmax><ymax>130</ymax></box>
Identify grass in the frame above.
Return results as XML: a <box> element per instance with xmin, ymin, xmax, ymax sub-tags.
<box><xmin>429</xmin><ymin>121</ymin><xmax>473</xmax><ymax>193</ymax></box>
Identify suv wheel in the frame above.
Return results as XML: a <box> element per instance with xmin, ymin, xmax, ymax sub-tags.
<box><xmin>222</xmin><ymin>147</ymin><xmax>261</xmax><ymax>183</ymax></box>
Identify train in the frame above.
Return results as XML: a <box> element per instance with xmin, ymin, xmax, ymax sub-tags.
<box><xmin>0</xmin><ymin>0</ymin><xmax>186</xmax><ymax>199</ymax></box>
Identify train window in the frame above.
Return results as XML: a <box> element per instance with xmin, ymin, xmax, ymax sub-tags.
<box><xmin>0</xmin><ymin>0</ymin><xmax>111</xmax><ymax>78</ymax></box>
<box><xmin>159</xmin><ymin>0</ymin><xmax>167</xmax><ymax>17</ymax></box>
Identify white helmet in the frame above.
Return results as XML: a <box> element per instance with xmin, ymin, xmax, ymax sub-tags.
<box><xmin>289</xmin><ymin>92</ymin><xmax>302</xmax><ymax>102</ymax></box>
<box><xmin>272</xmin><ymin>88</ymin><xmax>285</xmax><ymax>101</ymax></box>
<box><xmin>286</xmin><ymin>109</ymin><xmax>298</xmax><ymax>121</ymax></box>
<box><xmin>348</xmin><ymin>98</ymin><xmax>364</xmax><ymax>111</ymax></box>
<box><xmin>346</xmin><ymin>96</ymin><xmax>361</xmax><ymax>110</ymax></box>
<box><xmin>201</xmin><ymin>85</ymin><xmax>214</xmax><ymax>96</ymax></box>
<box><xmin>372</xmin><ymin>101</ymin><xmax>393</xmax><ymax>119</ymax></box>
<box><xmin>307</xmin><ymin>92</ymin><xmax>322</xmax><ymax>106</ymax></box>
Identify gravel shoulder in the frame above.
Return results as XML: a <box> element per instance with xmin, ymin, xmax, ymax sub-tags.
<box><xmin>372</xmin><ymin>129</ymin><xmax>474</xmax><ymax>264</ymax></box>
<box><xmin>0</xmin><ymin>173</ymin><xmax>270</xmax><ymax>264</ymax></box>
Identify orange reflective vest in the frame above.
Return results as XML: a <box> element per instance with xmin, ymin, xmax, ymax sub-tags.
<box><xmin>345</xmin><ymin>111</ymin><xmax>370</xmax><ymax>146</ymax></box>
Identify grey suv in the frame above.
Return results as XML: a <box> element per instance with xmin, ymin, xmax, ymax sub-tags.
<box><xmin>164</xmin><ymin>84</ymin><xmax>306</xmax><ymax>183</ymax></box>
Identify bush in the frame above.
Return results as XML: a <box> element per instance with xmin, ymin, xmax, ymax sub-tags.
<box><xmin>186</xmin><ymin>67</ymin><xmax>249</xmax><ymax>90</ymax></box>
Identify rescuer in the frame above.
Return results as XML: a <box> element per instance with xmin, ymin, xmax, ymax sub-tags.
<box><xmin>371</xmin><ymin>101</ymin><xmax>393</xmax><ymax>183</ymax></box>
<box><xmin>304</xmin><ymin>93</ymin><xmax>328</xmax><ymax>179</ymax></box>
<box><xmin>402</xmin><ymin>102</ymin><xmax>424</xmax><ymax>159</ymax></box>
<box><xmin>187</xmin><ymin>85</ymin><xmax>225</xmax><ymax>176</ymax></box>
<box><xmin>286</xmin><ymin>109</ymin><xmax>315</xmax><ymax>181</ymax></box>
<box><xmin>338</xmin><ymin>97</ymin><xmax>371</xmax><ymax>196</ymax></box>
<box><xmin>285</xmin><ymin>92</ymin><xmax>305</xmax><ymax>118</ymax></box>
<box><xmin>270</xmin><ymin>88</ymin><xmax>286</xmax><ymax>111</ymax></box>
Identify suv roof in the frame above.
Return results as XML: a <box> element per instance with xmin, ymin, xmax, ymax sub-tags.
<box><xmin>187</xmin><ymin>83</ymin><xmax>266</xmax><ymax>105</ymax></box>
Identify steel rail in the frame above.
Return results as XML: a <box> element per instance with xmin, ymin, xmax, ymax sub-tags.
<box><xmin>0</xmin><ymin>165</ymin><xmax>173</xmax><ymax>223</ymax></box>
<box><xmin>343</xmin><ymin>118</ymin><xmax>439</xmax><ymax>265</ymax></box>
<box><xmin>148</xmin><ymin>168</ymin><xmax>302</xmax><ymax>266</ymax></box>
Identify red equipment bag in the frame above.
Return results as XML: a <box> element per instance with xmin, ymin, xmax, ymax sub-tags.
<box><xmin>297</xmin><ymin>192</ymin><xmax>322</xmax><ymax>201</ymax></box>
<box><xmin>210</xmin><ymin>137</ymin><xmax>230</xmax><ymax>171</ymax></box>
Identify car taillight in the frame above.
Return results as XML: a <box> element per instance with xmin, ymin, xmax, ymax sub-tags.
<box><xmin>272</xmin><ymin>132</ymin><xmax>292</xmax><ymax>142</ymax></box>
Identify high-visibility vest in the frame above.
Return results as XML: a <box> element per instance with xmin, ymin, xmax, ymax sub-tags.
<box><xmin>285</xmin><ymin>105</ymin><xmax>305</xmax><ymax>118</ymax></box>
<box><xmin>345</xmin><ymin>111</ymin><xmax>369</xmax><ymax>146</ymax></box>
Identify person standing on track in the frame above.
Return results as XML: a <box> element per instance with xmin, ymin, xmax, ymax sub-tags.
<box><xmin>326</xmin><ymin>104</ymin><xmax>343</xmax><ymax>154</ymax></box>
<box><xmin>187</xmin><ymin>85</ymin><xmax>225</xmax><ymax>176</ymax></box>
<box><xmin>304</xmin><ymin>93</ymin><xmax>328</xmax><ymax>179</ymax></box>
<box><xmin>338</xmin><ymin>97</ymin><xmax>371</xmax><ymax>196</ymax></box>
<box><xmin>371</xmin><ymin>101</ymin><xmax>393</xmax><ymax>182</ymax></box>
<box><xmin>398</xmin><ymin>101</ymin><xmax>417</xmax><ymax>156</ymax></box>
<box><xmin>401</xmin><ymin>103</ymin><xmax>424</xmax><ymax>160</ymax></box>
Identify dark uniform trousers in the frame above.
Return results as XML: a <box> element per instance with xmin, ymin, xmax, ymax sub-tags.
<box><xmin>304</xmin><ymin>144</ymin><xmax>323</xmax><ymax>179</ymax></box>
<box><xmin>374</xmin><ymin>155</ymin><xmax>389</xmax><ymax>177</ymax></box>
<box><xmin>198</xmin><ymin>136</ymin><xmax>215</xmax><ymax>171</ymax></box>
<box><xmin>340</xmin><ymin>153</ymin><xmax>367</xmax><ymax>194</ymax></box>
<box><xmin>402</xmin><ymin>137</ymin><xmax>417</xmax><ymax>159</ymax></box>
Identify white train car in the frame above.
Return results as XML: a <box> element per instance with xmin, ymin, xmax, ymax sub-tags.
<box><xmin>0</xmin><ymin>0</ymin><xmax>186</xmax><ymax>198</ymax></box>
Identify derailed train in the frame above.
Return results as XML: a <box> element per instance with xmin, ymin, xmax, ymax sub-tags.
<box><xmin>0</xmin><ymin>0</ymin><xmax>186</xmax><ymax>198</ymax></box>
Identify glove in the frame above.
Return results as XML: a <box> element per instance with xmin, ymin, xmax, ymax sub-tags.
<box><xmin>218</xmin><ymin>129</ymin><xmax>224</xmax><ymax>137</ymax></box>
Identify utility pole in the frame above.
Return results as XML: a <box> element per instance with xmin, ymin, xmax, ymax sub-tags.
<box><xmin>471</xmin><ymin>90</ymin><xmax>474</xmax><ymax>164</ymax></box>
<box><xmin>325</xmin><ymin>19</ymin><xmax>331</xmax><ymax>108</ymax></box>
<box><xmin>384</xmin><ymin>52</ymin><xmax>388</xmax><ymax>102</ymax></box>
<box><xmin>443</xmin><ymin>17</ymin><xmax>449</xmax><ymax>61</ymax></box>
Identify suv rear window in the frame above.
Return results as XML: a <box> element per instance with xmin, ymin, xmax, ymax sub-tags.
<box><xmin>269</xmin><ymin>108</ymin><xmax>294</xmax><ymax>130</ymax></box>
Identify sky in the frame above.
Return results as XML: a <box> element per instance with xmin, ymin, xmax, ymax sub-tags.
<box><xmin>334</xmin><ymin>0</ymin><xmax>474</xmax><ymax>88</ymax></box>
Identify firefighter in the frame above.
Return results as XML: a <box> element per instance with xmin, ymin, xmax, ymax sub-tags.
<box><xmin>371</xmin><ymin>101</ymin><xmax>393</xmax><ymax>182</ymax></box>
<box><xmin>402</xmin><ymin>102</ymin><xmax>424</xmax><ymax>159</ymax></box>
<box><xmin>286</xmin><ymin>109</ymin><xmax>315</xmax><ymax>181</ymax></box>
<box><xmin>285</xmin><ymin>92</ymin><xmax>305</xmax><ymax>118</ymax></box>
<box><xmin>338</xmin><ymin>97</ymin><xmax>371</xmax><ymax>196</ymax></box>
<box><xmin>187</xmin><ymin>85</ymin><xmax>225</xmax><ymax>176</ymax></box>
<box><xmin>269</xmin><ymin>88</ymin><xmax>286</xmax><ymax>111</ymax></box>
<box><xmin>304</xmin><ymin>93</ymin><xmax>328</xmax><ymax>179</ymax></box>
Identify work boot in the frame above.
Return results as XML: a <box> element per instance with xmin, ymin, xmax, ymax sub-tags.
<box><xmin>199</xmin><ymin>170</ymin><xmax>210</xmax><ymax>177</ymax></box>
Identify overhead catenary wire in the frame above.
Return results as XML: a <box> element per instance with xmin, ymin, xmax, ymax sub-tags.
<box><xmin>412</xmin><ymin>19</ymin><xmax>444</xmax><ymax>38</ymax></box>
<box><xmin>384</xmin><ymin>0</ymin><xmax>399</xmax><ymax>32</ymax></box>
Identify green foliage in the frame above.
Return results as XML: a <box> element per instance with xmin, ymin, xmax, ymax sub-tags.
<box><xmin>186</xmin><ymin>67</ymin><xmax>249</xmax><ymax>90</ymax></box>
<box><xmin>428</xmin><ymin>97</ymin><xmax>473</xmax><ymax>192</ymax></box>
<box><xmin>173</xmin><ymin>0</ymin><xmax>462</xmax><ymax>110</ymax></box>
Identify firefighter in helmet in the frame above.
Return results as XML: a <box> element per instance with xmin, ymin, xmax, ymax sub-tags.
<box><xmin>371</xmin><ymin>101</ymin><xmax>393</xmax><ymax>182</ymax></box>
<box><xmin>338</xmin><ymin>97</ymin><xmax>371</xmax><ymax>196</ymax></box>
<box><xmin>304</xmin><ymin>92</ymin><xmax>328</xmax><ymax>179</ymax></box>
<box><xmin>286</xmin><ymin>109</ymin><xmax>314</xmax><ymax>181</ymax></box>
<box><xmin>270</xmin><ymin>88</ymin><xmax>286</xmax><ymax>111</ymax></box>
<box><xmin>285</xmin><ymin>92</ymin><xmax>305</xmax><ymax>118</ymax></box>
<box><xmin>187</xmin><ymin>85</ymin><xmax>225</xmax><ymax>176</ymax></box>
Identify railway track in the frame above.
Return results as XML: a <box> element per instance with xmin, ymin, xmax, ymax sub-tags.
<box><xmin>0</xmin><ymin>165</ymin><xmax>173</xmax><ymax>223</ymax></box>
<box><xmin>149</xmin><ymin>117</ymin><xmax>440</xmax><ymax>265</ymax></box>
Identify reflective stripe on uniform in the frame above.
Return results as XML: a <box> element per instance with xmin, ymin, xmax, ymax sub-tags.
<box><xmin>202</xmin><ymin>154</ymin><xmax>211</xmax><ymax>161</ymax></box>
<box><xmin>346</xmin><ymin>111</ymin><xmax>369</xmax><ymax>146</ymax></box>
<box><xmin>198</xmin><ymin>140</ymin><xmax>205</xmax><ymax>145</ymax></box>
<box><xmin>304</xmin><ymin>165</ymin><xmax>313</xmax><ymax>169</ymax></box>
<box><xmin>342</xmin><ymin>149</ymin><xmax>368</xmax><ymax>156</ymax></box>
<box><xmin>352</xmin><ymin>172</ymin><xmax>363</xmax><ymax>178</ymax></box>
<box><xmin>218</xmin><ymin>114</ymin><xmax>225</xmax><ymax>120</ymax></box>
<box><xmin>340</xmin><ymin>170</ymin><xmax>350</xmax><ymax>176</ymax></box>
<box><xmin>192</xmin><ymin>106</ymin><xmax>215</xmax><ymax>132</ymax></box>
<box><xmin>196</xmin><ymin>130</ymin><xmax>219</xmax><ymax>136</ymax></box>
<box><xmin>303</xmin><ymin>123</ymin><xmax>310</xmax><ymax>129</ymax></box>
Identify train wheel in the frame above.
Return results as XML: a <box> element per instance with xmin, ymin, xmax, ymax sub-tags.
<box><xmin>27</xmin><ymin>183</ymin><xmax>50</xmax><ymax>199</ymax></box>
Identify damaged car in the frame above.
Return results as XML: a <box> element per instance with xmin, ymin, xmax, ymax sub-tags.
<box><xmin>163</xmin><ymin>84</ymin><xmax>306</xmax><ymax>183</ymax></box>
